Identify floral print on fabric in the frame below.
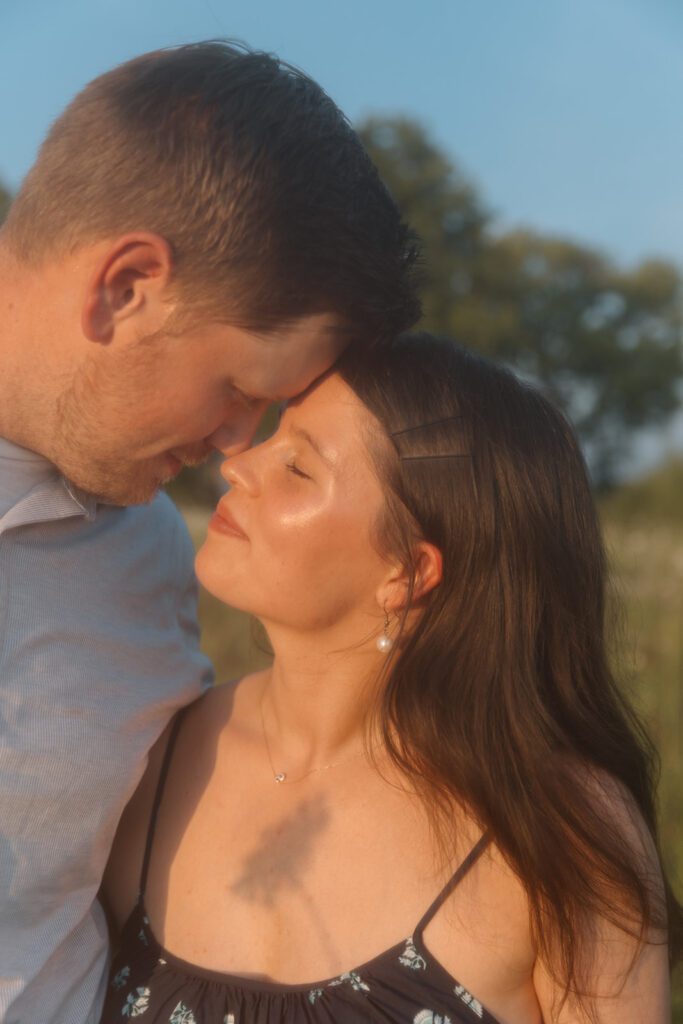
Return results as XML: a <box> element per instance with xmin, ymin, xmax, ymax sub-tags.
<box><xmin>99</xmin><ymin>728</ymin><xmax>499</xmax><ymax>1024</ymax></box>
<box><xmin>399</xmin><ymin>938</ymin><xmax>427</xmax><ymax>971</ymax></box>
<box><xmin>327</xmin><ymin>970</ymin><xmax>370</xmax><ymax>994</ymax></box>
<box><xmin>100</xmin><ymin>899</ymin><xmax>502</xmax><ymax>1024</ymax></box>
<box><xmin>122</xmin><ymin>986</ymin><xmax>150</xmax><ymax>1016</ymax></box>
<box><xmin>101</xmin><ymin>835</ymin><xmax>501</xmax><ymax>1024</ymax></box>
<box><xmin>454</xmin><ymin>985</ymin><xmax>484</xmax><ymax>1019</ymax></box>
<box><xmin>169</xmin><ymin>1003</ymin><xmax>197</xmax><ymax>1024</ymax></box>
<box><xmin>111</xmin><ymin>966</ymin><xmax>130</xmax><ymax>991</ymax></box>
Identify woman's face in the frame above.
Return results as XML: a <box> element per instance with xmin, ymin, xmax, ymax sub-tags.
<box><xmin>195</xmin><ymin>372</ymin><xmax>395</xmax><ymax>635</ymax></box>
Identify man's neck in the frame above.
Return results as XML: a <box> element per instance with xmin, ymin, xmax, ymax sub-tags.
<box><xmin>0</xmin><ymin>244</ymin><xmax>59</xmax><ymax>456</ymax></box>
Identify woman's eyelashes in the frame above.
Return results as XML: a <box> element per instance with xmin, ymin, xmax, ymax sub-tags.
<box><xmin>285</xmin><ymin>458</ymin><xmax>311</xmax><ymax>480</ymax></box>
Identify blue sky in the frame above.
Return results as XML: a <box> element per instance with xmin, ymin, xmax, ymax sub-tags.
<box><xmin>2</xmin><ymin>0</ymin><xmax>682</xmax><ymax>272</ymax></box>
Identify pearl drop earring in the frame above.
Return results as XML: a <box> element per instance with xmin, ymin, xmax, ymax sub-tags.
<box><xmin>376</xmin><ymin>607</ymin><xmax>393</xmax><ymax>653</ymax></box>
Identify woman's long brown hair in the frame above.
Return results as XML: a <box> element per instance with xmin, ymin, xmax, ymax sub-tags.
<box><xmin>338</xmin><ymin>332</ymin><xmax>682</xmax><ymax>1015</ymax></box>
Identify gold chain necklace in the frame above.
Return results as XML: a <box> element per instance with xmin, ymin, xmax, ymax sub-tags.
<box><xmin>259</xmin><ymin>694</ymin><xmax>367</xmax><ymax>784</ymax></box>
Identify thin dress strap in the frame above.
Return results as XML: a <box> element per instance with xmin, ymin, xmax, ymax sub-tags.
<box><xmin>413</xmin><ymin>833</ymin><xmax>491</xmax><ymax>940</ymax></box>
<box><xmin>137</xmin><ymin>709</ymin><xmax>187</xmax><ymax>900</ymax></box>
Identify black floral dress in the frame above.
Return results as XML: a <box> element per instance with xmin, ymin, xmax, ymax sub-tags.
<box><xmin>101</xmin><ymin>715</ymin><xmax>500</xmax><ymax>1024</ymax></box>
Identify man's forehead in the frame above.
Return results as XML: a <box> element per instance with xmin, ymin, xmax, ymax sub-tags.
<box><xmin>245</xmin><ymin>314</ymin><xmax>349</xmax><ymax>396</ymax></box>
<box><xmin>261</xmin><ymin>312</ymin><xmax>350</xmax><ymax>345</ymax></box>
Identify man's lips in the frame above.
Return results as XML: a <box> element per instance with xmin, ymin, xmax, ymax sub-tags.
<box><xmin>161</xmin><ymin>447</ymin><xmax>213</xmax><ymax>479</ymax></box>
<box><xmin>209</xmin><ymin>501</ymin><xmax>248</xmax><ymax>540</ymax></box>
<box><xmin>171</xmin><ymin>446</ymin><xmax>214</xmax><ymax>467</ymax></box>
<box><xmin>162</xmin><ymin>452</ymin><xmax>184</xmax><ymax>477</ymax></box>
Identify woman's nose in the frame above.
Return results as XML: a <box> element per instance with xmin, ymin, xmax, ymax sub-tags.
<box><xmin>219</xmin><ymin>454</ymin><xmax>259</xmax><ymax>495</ymax></box>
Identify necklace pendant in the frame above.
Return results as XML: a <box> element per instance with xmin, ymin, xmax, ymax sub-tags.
<box><xmin>274</xmin><ymin>772</ymin><xmax>287</xmax><ymax>783</ymax></box>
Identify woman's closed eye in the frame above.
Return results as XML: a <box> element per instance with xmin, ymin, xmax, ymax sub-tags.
<box><xmin>285</xmin><ymin>459</ymin><xmax>312</xmax><ymax>480</ymax></box>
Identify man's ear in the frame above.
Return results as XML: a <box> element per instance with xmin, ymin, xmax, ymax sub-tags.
<box><xmin>377</xmin><ymin>540</ymin><xmax>443</xmax><ymax>614</ymax></box>
<box><xmin>81</xmin><ymin>233</ymin><xmax>174</xmax><ymax>344</ymax></box>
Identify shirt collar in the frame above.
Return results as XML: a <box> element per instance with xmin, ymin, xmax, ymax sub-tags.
<box><xmin>0</xmin><ymin>474</ymin><xmax>99</xmax><ymax>535</ymax></box>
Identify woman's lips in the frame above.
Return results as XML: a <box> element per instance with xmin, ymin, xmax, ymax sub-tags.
<box><xmin>209</xmin><ymin>502</ymin><xmax>248</xmax><ymax>540</ymax></box>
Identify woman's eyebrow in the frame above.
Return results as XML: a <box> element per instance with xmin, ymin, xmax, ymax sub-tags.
<box><xmin>289</xmin><ymin>425</ymin><xmax>336</xmax><ymax>468</ymax></box>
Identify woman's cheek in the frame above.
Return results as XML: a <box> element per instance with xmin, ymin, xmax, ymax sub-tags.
<box><xmin>264</xmin><ymin>492</ymin><xmax>333</xmax><ymax>534</ymax></box>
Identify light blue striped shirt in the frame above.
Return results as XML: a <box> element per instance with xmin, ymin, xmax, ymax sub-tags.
<box><xmin>0</xmin><ymin>440</ymin><xmax>213</xmax><ymax>1023</ymax></box>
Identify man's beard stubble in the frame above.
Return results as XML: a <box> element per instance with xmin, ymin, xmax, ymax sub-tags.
<box><xmin>51</xmin><ymin>347</ymin><xmax>175</xmax><ymax>506</ymax></box>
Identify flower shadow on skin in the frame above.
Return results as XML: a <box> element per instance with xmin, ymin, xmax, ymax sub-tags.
<box><xmin>232</xmin><ymin>796</ymin><xmax>343</xmax><ymax>971</ymax></box>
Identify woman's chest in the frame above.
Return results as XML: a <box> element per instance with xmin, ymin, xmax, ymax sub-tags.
<box><xmin>144</xmin><ymin>776</ymin><xmax>538</xmax><ymax>1022</ymax></box>
<box><xmin>148</xmin><ymin>774</ymin><xmax>439</xmax><ymax>975</ymax></box>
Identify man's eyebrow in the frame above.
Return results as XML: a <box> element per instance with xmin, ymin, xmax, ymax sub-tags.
<box><xmin>289</xmin><ymin>425</ymin><xmax>335</xmax><ymax>468</ymax></box>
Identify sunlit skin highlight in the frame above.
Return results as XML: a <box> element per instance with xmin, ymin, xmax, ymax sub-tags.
<box><xmin>196</xmin><ymin>373</ymin><xmax>402</xmax><ymax>643</ymax></box>
<box><xmin>104</xmin><ymin>367</ymin><xmax>669</xmax><ymax>1022</ymax></box>
<box><xmin>196</xmin><ymin>373</ymin><xmax>444</xmax><ymax>776</ymax></box>
<box><xmin>51</xmin><ymin>313</ymin><xmax>344</xmax><ymax>505</ymax></box>
<box><xmin>0</xmin><ymin>235</ymin><xmax>344</xmax><ymax>505</ymax></box>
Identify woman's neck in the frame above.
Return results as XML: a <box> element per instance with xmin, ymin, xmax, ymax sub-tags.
<box><xmin>257</xmin><ymin>623</ymin><xmax>388</xmax><ymax>770</ymax></box>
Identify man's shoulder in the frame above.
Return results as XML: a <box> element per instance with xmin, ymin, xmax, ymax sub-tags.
<box><xmin>94</xmin><ymin>492</ymin><xmax>196</xmax><ymax>582</ymax></box>
<box><xmin>121</xmin><ymin>490</ymin><xmax>185</xmax><ymax>531</ymax></box>
<box><xmin>106</xmin><ymin>491</ymin><xmax>189</xmax><ymax>545</ymax></box>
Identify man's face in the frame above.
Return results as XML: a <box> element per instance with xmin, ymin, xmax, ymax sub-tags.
<box><xmin>51</xmin><ymin>314</ymin><xmax>344</xmax><ymax>505</ymax></box>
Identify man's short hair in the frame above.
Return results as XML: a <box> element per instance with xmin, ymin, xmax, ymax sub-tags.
<box><xmin>4</xmin><ymin>41</ymin><xmax>420</xmax><ymax>340</ymax></box>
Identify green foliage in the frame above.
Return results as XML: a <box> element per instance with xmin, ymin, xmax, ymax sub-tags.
<box><xmin>600</xmin><ymin>462</ymin><xmax>683</xmax><ymax>1006</ymax></box>
<box><xmin>360</xmin><ymin>118</ymin><xmax>488</xmax><ymax>333</ymax></box>
<box><xmin>482</xmin><ymin>236</ymin><xmax>683</xmax><ymax>485</ymax></box>
<box><xmin>603</xmin><ymin>515</ymin><xmax>683</xmax><ymax>858</ymax></box>
<box><xmin>0</xmin><ymin>181</ymin><xmax>10</xmax><ymax>225</ymax></box>
<box><xmin>360</xmin><ymin>118</ymin><xmax>683</xmax><ymax>487</ymax></box>
<box><xmin>601</xmin><ymin>457</ymin><xmax>683</xmax><ymax>526</ymax></box>
<box><xmin>674</xmin><ymin>968</ymin><xmax>683</xmax><ymax>1024</ymax></box>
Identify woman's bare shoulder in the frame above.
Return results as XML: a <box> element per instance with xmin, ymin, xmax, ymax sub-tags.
<box><xmin>101</xmin><ymin>675</ymin><xmax>265</xmax><ymax>931</ymax></box>
<box><xmin>100</xmin><ymin>714</ymin><xmax>180</xmax><ymax>931</ymax></box>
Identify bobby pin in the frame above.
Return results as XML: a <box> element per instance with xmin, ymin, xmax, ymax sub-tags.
<box><xmin>391</xmin><ymin>415</ymin><xmax>464</xmax><ymax>439</ymax></box>
<box><xmin>400</xmin><ymin>453</ymin><xmax>471</xmax><ymax>462</ymax></box>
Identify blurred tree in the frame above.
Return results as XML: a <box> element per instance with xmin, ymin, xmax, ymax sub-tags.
<box><xmin>479</xmin><ymin>234</ymin><xmax>683</xmax><ymax>485</ymax></box>
<box><xmin>360</xmin><ymin>118</ymin><xmax>683</xmax><ymax>487</ymax></box>
<box><xmin>0</xmin><ymin>181</ymin><xmax>10</xmax><ymax>225</ymax></box>
<box><xmin>360</xmin><ymin>117</ymin><xmax>489</xmax><ymax>333</ymax></box>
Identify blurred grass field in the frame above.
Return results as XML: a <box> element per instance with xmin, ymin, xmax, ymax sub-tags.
<box><xmin>177</xmin><ymin>458</ymin><xmax>683</xmax><ymax>1013</ymax></box>
<box><xmin>602</xmin><ymin>516</ymin><xmax>683</xmax><ymax>1020</ymax></box>
<box><xmin>600</xmin><ymin>466</ymin><xmax>683</xmax><ymax>1019</ymax></box>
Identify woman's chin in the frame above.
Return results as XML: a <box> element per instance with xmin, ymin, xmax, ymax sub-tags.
<box><xmin>195</xmin><ymin>546</ymin><xmax>240</xmax><ymax>605</ymax></box>
<box><xmin>194</xmin><ymin>551</ymin><xmax>266</xmax><ymax>625</ymax></box>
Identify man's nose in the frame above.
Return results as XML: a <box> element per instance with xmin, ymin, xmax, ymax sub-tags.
<box><xmin>207</xmin><ymin>401</ymin><xmax>269</xmax><ymax>457</ymax></box>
